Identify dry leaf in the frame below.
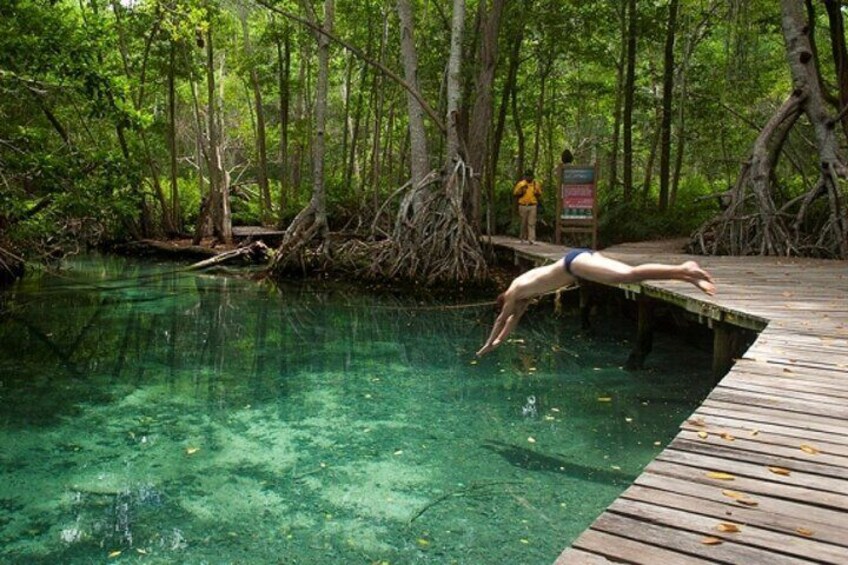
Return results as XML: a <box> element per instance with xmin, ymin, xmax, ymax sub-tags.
<box><xmin>736</xmin><ymin>498</ymin><xmax>759</xmax><ymax>507</ymax></box>
<box><xmin>800</xmin><ymin>444</ymin><xmax>819</xmax><ymax>455</ymax></box>
<box><xmin>721</xmin><ymin>490</ymin><xmax>745</xmax><ymax>500</ymax></box>
<box><xmin>706</xmin><ymin>471</ymin><xmax>735</xmax><ymax>481</ymax></box>
<box><xmin>720</xmin><ymin>432</ymin><xmax>735</xmax><ymax>442</ymax></box>
<box><xmin>717</xmin><ymin>523</ymin><xmax>741</xmax><ymax>533</ymax></box>
<box><xmin>185</xmin><ymin>447</ymin><xmax>200</xmax><ymax>455</ymax></box>
<box><xmin>597</xmin><ymin>396</ymin><xmax>612</xmax><ymax>402</ymax></box>
<box><xmin>687</xmin><ymin>418</ymin><xmax>706</xmax><ymax>428</ymax></box>
<box><xmin>527</xmin><ymin>437</ymin><xmax>536</xmax><ymax>444</ymax></box>
<box><xmin>796</xmin><ymin>527</ymin><xmax>814</xmax><ymax>537</ymax></box>
<box><xmin>698</xmin><ymin>431</ymin><xmax>709</xmax><ymax>440</ymax></box>
<box><xmin>751</xmin><ymin>429</ymin><xmax>760</xmax><ymax>436</ymax></box>
<box><xmin>108</xmin><ymin>551</ymin><xmax>122</xmax><ymax>558</ymax></box>
<box><xmin>700</xmin><ymin>536</ymin><xmax>723</xmax><ymax>545</ymax></box>
<box><xmin>782</xmin><ymin>368</ymin><xmax>793</xmax><ymax>373</ymax></box>
<box><xmin>768</xmin><ymin>466</ymin><xmax>791</xmax><ymax>476</ymax></box>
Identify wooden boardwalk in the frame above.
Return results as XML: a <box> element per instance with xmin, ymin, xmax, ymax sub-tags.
<box><xmin>484</xmin><ymin>236</ymin><xmax>848</xmax><ymax>565</ymax></box>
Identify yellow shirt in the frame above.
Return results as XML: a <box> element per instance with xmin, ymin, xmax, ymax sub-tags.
<box><xmin>513</xmin><ymin>179</ymin><xmax>542</xmax><ymax>206</ymax></box>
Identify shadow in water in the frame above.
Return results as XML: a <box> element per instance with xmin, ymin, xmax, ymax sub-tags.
<box><xmin>482</xmin><ymin>440</ymin><xmax>637</xmax><ymax>486</ymax></box>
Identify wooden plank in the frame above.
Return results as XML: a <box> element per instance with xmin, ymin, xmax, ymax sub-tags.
<box><xmin>679</xmin><ymin>420</ymin><xmax>848</xmax><ymax>456</ymax></box>
<box><xmin>668</xmin><ymin>438</ymin><xmax>848</xmax><ymax>478</ymax></box>
<box><xmin>570</xmin><ymin>528</ymin><xmax>716</xmax><ymax>565</ymax></box>
<box><xmin>716</xmin><ymin>377</ymin><xmax>848</xmax><ymax>406</ymax></box>
<box><xmin>720</xmin><ymin>372</ymin><xmax>848</xmax><ymax>400</ymax></box>
<box><xmin>645</xmin><ymin>459</ymin><xmax>848</xmax><ymax>511</ymax></box>
<box><xmin>705</xmin><ymin>388</ymin><xmax>848</xmax><ymax>420</ymax></box>
<box><xmin>698</xmin><ymin>400</ymin><xmax>848</xmax><ymax>437</ymax></box>
<box><xmin>590</xmin><ymin>512</ymin><xmax>817</xmax><ymax>565</ymax></box>
<box><xmin>728</xmin><ymin>363</ymin><xmax>848</xmax><ymax>393</ymax></box>
<box><xmin>633</xmin><ymin>472</ymin><xmax>848</xmax><ymax>532</ymax></box>
<box><xmin>654</xmin><ymin>451</ymin><xmax>848</xmax><ymax>505</ymax></box>
<box><xmin>607</xmin><ymin>497</ymin><xmax>847</xmax><ymax>563</ymax></box>
<box><xmin>553</xmin><ymin>547</ymin><xmax>617</xmax><ymax>564</ymax></box>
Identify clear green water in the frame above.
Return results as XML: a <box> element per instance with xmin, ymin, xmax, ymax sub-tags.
<box><xmin>0</xmin><ymin>255</ymin><xmax>713</xmax><ymax>564</ymax></box>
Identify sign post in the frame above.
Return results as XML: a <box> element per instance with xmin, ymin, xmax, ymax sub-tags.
<box><xmin>555</xmin><ymin>163</ymin><xmax>598</xmax><ymax>249</ymax></box>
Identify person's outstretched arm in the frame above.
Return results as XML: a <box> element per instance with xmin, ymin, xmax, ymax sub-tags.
<box><xmin>476</xmin><ymin>262</ymin><xmax>575</xmax><ymax>356</ymax></box>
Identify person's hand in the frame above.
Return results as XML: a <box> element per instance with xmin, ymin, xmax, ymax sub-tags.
<box><xmin>476</xmin><ymin>297</ymin><xmax>529</xmax><ymax>356</ymax></box>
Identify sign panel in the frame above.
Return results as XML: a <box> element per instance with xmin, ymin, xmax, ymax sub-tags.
<box><xmin>560</xmin><ymin>166</ymin><xmax>596</xmax><ymax>219</ymax></box>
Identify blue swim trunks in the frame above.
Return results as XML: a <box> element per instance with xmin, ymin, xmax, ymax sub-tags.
<box><xmin>563</xmin><ymin>248</ymin><xmax>593</xmax><ymax>275</ymax></box>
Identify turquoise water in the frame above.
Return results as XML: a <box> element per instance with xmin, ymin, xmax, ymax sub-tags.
<box><xmin>0</xmin><ymin>255</ymin><xmax>713</xmax><ymax>564</ymax></box>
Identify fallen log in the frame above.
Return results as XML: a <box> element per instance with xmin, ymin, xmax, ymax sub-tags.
<box><xmin>185</xmin><ymin>241</ymin><xmax>272</xmax><ymax>271</ymax></box>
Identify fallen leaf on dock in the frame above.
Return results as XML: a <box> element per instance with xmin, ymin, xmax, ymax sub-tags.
<box><xmin>716</xmin><ymin>523</ymin><xmax>741</xmax><ymax>533</ymax></box>
<box><xmin>700</xmin><ymin>537</ymin><xmax>723</xmax><ymax>545</ymax></box>
<box><xmin>698</xmin><ymin>431</ymin><xmax>708</xmax><ymax>439</ymax></box>
<box><xmin>721</xmin><ymin>490</ymin><xmax>745</xmax><ymax>499</ymax></box>
<box><xmin>750</xmin><ymin>429</ymin><xmax>760</xmax><ymax>436</ymax></box>
<box><xmin>736</xmin><ymin>498</ymin><xmax>759</xmax><ymax>507</ymax></box>
<box><xmin>687</xmin><ymin>418</ymin><xmax>706</xmax><ymax>428</ymax></box>
<box><xmin>706</xmin><ymin>472</ymin><xmax>735</xmax><ymax>481</ymax></box>
<box><xmin>799</xmin><ymin>444</ymin><xmax>819</xmax><ymax>455</ymax></box>
<box><xmin>720</xmin><ymin>432</ymin><xmax>735</xmax><ymax>442</ymax></box>
<box><xmin>768</xmin><ymin>466</ymin><xmax>791</xmax><ymax>476</ymax></box>
<box><xmin>796</xmin><ymin>527</ymin><xmax>814</xmax><ymax>537</ymax></box>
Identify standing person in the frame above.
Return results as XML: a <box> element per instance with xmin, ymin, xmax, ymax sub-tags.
<box><xmin>513</xmin><ymin>169</ymin><xmax>542</xmax><ymax>244</ymax></box>
<box><xmin>554</xmin><ymin>148</ymin><xmax>574</xmax><ymax>184</ymax></box>
<box><xmin>476</xmin><ymin>248</ymin><xmax>716</xmax><ymax>356</ymax></box>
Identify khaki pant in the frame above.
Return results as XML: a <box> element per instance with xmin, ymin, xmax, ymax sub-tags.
<box><xmin>518</xmin><ymin>204</ymin><xmax>537</xmax><ymax>242</ymax></box>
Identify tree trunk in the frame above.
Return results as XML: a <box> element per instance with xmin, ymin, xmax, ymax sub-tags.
<box><xmin>490</xmin><ymin>15</ymin><xmax>524</xmax><ymax>234</ymax></box>
<box><xmin>658</xmin><ymin>0</ymin><xmax>678</xmax><ymax>212</ymax></box>
<box><xmin>466</xmin><ymin>0</ymin><xmax>506</xmax><ymax>230</ymax></box>
<box><xmin>271</xmin><ymin>0</ymin><xmax>333</xmax><ymax>273</ymax></box>
<box><xmin>367</xmin><ymin>8</ymin><xmax>389</xmax><ymax>211</ymax></box>
<box><xmin>444</xmin><ymin>0</ymin><xmax>465</xmax><ymax>169</ymax></box>
<box><xmin>511</xmin><ymin>78</ymin><xmax>526</xmax><ymax>178</ymax></box>
<box><xmin>205</xmin><ymin>23</ymin><xmax>232</xmax><ymax>245</ymax></box>
<box><xmin>397</xmin><ymin>0</ymin><xmax>430</xmax><ymax>189</ymax></box>
<box><xmin>622</xmin><ymin>0</ymin><xmax>637</xmax><ymax>202</ymax></box>
<box><xmin>641</xmin><ymin>102</ymin><xmax>661</xmax><ymax>204</ymax></box>
<box><xmin>824</xmin><ymin>0</ymin><xmax>848</xmax><ymax>138</ymax></box>
<box><xmin>240</xmin><ymin>6</ymin><xmax>272</xmax><ymax>225</ymax></box>
<box><xmin>168</xmin><ymin>41</ymin><xmax>181</xmax><ymax>233</ymax></box>
<box><xmin>276</xmin><ymin>23</ymin><xmax>291</xmax><ymax>220</ymax></box>
<box><xmin>608</xmin><ymin>2</ymin><xmax>626</xmax><ymax>196</ymax></box>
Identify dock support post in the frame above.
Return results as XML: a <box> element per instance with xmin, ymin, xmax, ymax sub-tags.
<box><xmin>579</xmin><ymin>285</ymin><xmax>592</xmax><ymax>330</ymax></box>
<box><xmin>625</xmin><ymin>295</ymin><xmax>654</xmax><ymax>370</ymax></box>
<box><xmin>713</xmin><ymin>321</ymin><xmax>744</xmax><ymax>381</ymax></box>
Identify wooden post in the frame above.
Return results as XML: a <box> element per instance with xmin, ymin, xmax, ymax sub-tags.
<box><xmin>579</xmin><ymin>285</ymin><xmax>592</xmax><ymax>330</ymax></box>
<box><xmin>625</xmin><ymin>295</ymin><xmax>654</xmax><ymax>370</ymax></box>
<box><xmin>713</xmin><ymin>321</ymin><xmax>743</xmax><ymax>381</ymax></box>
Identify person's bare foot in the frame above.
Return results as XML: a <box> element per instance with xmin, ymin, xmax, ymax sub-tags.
<box><xmin>682</xmin><ymin>260</ymin><xmax>716</xmax><ymax>295</ymax></box>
